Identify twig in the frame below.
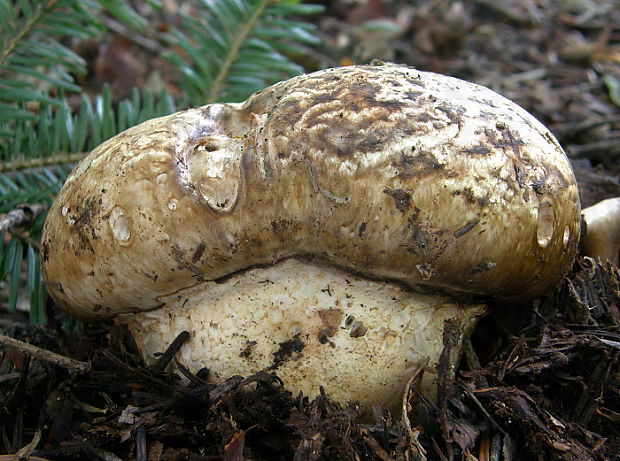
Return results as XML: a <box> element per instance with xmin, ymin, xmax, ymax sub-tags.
<box><xmin>136</xmin><ymin>428</ymin><xmax>147</xmax><ymax>461</ymax></box>
<box><xmin>0</xmin><ymin>372</ymin><xmax>20</xmax><ymax>383</ymax></box>
<box><xmin>150</xmin><ymin>330</ymin><xmax>190</xmax><ymax>372</ymax></box>
<box><xmin>0</xmin><ymin>335</ymin><xmax>91</xmax><ymax>374</ymax></box>
<box><xmin>0</xmin><ymin>204</ymin><xmax>47</xmax><ymax>234</ymax></box>
<box><xmin>0</xmin><ymin>153</ymin><xmax>86</xmax><ymax>173</ymax></box>
<box><xmin>87</xmin><ymin>446</ymin><xmax>124</xmax><ymax>461</ymax></box>
<box><xmin>14</xmin><ymin>429</ymin><xmax>41</xmax><ymax>461</ymax></box>
<box><xmin>570</xmin><ymin>139</ymin><xmax>620</xmax><ymax>158</ymax></box>
<box><xmin>0</xmin><ymin>456</ymin><xmax>51</xmax><ymax>461</ymax></box>
<box><xmin>461</xmin><ymin>382</ymin><xmax>507</xmax><ymax>436</ymax></box>
<box><xmin>4</xmin><ymin>356</ymin><xmax>30</xmax><ymax>410</ymax></box>
<box><xmin>552</xmin><ymin>116</ymin><xmax>620</xmax><ymax>136</ymax></box>
<box><xmin>101</xmin><ymin>349</ymin><xmax>173</xmax><ymax>391</ymax></box>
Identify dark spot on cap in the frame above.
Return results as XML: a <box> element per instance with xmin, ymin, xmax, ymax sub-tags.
<box><xmin>191</xmin><ymin>243</ymin><xmax>206</xmax><ymax>264</ymax></box>
<box><xmin>404</xmin><ymin>77</ymin><xmax>426</xmax><ymax>87</ymax></box>
<box><xmin>405</xmin><ymin>90</ymin><xmax>424</xmax><ymax>100</ymax></box>
<box><xmin>470</xmin><ymin>260</ymin><xmax>497</xmax><ymax>274</ymax></box>
<box><xmin>271</xmin><ymin>219</ymin><xmax>293</xmax><ymax>238</ymax></box>
<box><xmin>358</xmin><ymin>222</ymin><xmax>367</xmax><ymax>237</ymax></box>
<box><xmin>461</xmin><ymin>145</ymin><xmax>491</xmax><ymax>155</ymax></box>
<box><xmin>383</xmin><ymin>188</ymin><xmax>412</xmax><ymax>213</ymax></box>
<box><xmin>454</xmin><ymin>219</ymin><xmax>480</xmax><ymax>238</ymax></box>
<box><xmin>317</xmin><ymin>329</ymin><xmax>335</xmax><ymax>347</ymax></box>
<box><xmin>393</xmin><ymin>152</ymin><xmax>446</xmax><ymax>179</ymax></box>
<box><xmin>239</xmin><ymin>340</ymin><xmax>257</xmax><ymax>358</ymax></box>
<box><xmin>452</xmin><ymin>188</ymin><xmax>487</xmax><ymax>207</ymax></box>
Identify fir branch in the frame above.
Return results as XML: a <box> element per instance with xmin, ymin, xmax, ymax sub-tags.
<box><xmin>0</xmin><ymin>334</ymin><xmax>91</xmax><ymax>373</ymax></box>
<box><xmin>165</xmin><ymin>0</ymin><xmax>324</xmax><ymax>105</ymax></box>
<box><xmin>206</xmin><ymin>0</ymin><xmax>271</xmax><ymax>104</ymax></box>
<box><xmin>0</xmin><ymin>153</ymin><xmax>86</xmax><ymax>173</ymax></box>
<box><xmin>0</xmin><ymin>1</ymin><xmax>48</xmax><ymax>72</ymax></box>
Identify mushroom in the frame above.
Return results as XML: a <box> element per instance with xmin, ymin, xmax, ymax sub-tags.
<box><xmin>41</xmin><ymin>64</ymin><xmax>581</xmax><ymax>414</ymax></box>
<box><xmin>580</xmin><ymin>197</ymin><xmax>620</xmax><ymax>265</ymax></box>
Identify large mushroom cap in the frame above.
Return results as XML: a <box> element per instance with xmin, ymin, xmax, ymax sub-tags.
<box><xmin>41</xmin><ymin>64</ymin><xmax>581</xmax><ymax>318</ymax></box>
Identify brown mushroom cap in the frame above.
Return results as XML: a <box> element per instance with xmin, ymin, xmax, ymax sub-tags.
<box><xmin>41</xmin><ymin>64</ymin><xmax>581</xmax><ymax>319</ymax></box>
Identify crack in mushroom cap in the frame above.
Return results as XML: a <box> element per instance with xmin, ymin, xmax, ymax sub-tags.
<box><xmin>41</xmin><ymin>64</ymin><xmax>581</xmax><ymax>319</ymax></box>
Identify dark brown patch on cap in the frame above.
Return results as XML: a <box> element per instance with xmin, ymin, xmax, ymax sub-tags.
<box><xmin>358</xmin><ymin>222</ymin><xmax>367</xmax><ymax>237</ymax></box>
<box><xmin>191</xmin><ymin>243</ymin><xmax>206</xmax><ymax>264</ymax></box>
<box><xmin>317</xmin><ymin>329</ymin><xmax>334</xmax><ymax>346</ymax></box>
<box><xmin>72</xmin><ymin>197</ymin><xmax>102</xmax><ymax>254</ymax></box>
<box><xmin>416</xmin><ymin>112</ymin><xmax>442</xmax><ymax>124</ymax></box>
<box><xmin>267</xmin><ymin>70</ymin><xmax>427</xmax><ymax>160</ymax></box>
<box><xmin>461</xmin><ymin>145</ymin><xmax>491</xmax><ymax>155</ymax></box>
<box><xmin>452</xmin><ymin>188</ymin><xmax>488</xmax><ymax>208</ymax></box>
<box><xmin>405</xmin><ymin>212</ymin><xmax>453</xmax><ymax>260</ymax></box>
<box><xmin>318</xmin><ymin>308</ymin><xmax>344</xmax><ymax>332</ymax></box>
<box><xmin>317</xmin><ymin>308</ymin><xmax>343</xmax><ymax>347</ymax></box>
<box><xmin>470</xmin><ymin>260</ymin><xmax>497</xmax><ymax>274</ymax></box>
<box><xmin>171</xmin><ymin>244</ymin><xmax>206</xmax><ymax>279</ymax></box>
<box><xmin>394</xmin><ymin>151</ymin><xmax>446</xmax><ymax>179</ymax></box>
<box><xmin>239</xmin><ymin>340</ymin><xmax>257</xmax><ymax>358</ymax></box>
<box><xmin>311</xmin><ymin>120</ymin><xmax>392</xmax><ymax>157</ymax></box>
<box><xmin>404</xmin><ymin>76</ymin><xmax>426</xmax><ymax>87</ymax></box>
<box><xmin>383</xmin><ymin>188</ymin><xmax>412</xmax><ymax>213</ymax></box>
<box><xmin>271</xmin><ymin>219</ymin><xmax>294</xmax><ymax>239</ymax></box>
<box><xmin>405</xmin><ymin>90</ymin><xmax>424</xmax><ymax>100</ymax></box>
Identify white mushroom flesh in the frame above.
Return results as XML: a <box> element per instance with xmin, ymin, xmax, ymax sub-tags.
<box><xmin>125</xmin><ymin>258</ymin><xmax>484</xmax><ymax>413</ymax></box>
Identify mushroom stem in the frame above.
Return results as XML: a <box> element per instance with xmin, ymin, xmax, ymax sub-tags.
<box><xmin>120</xmin><ymin>258</ymin><xmax>485</xmax><ymax>415</ymax></box>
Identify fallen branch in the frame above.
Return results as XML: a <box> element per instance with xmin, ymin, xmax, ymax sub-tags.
<box><xmin>0</xmin><ymin>334</ymin><xmax>91</xmax><ymax>374</ymax></box>
<box><xmin>0</xmin><ymin>153</ymin><xmax>86</xmax><ymax>173</ymax></box>
<box><xmin>0</xmin><ymin>204</ymin><xmax>47</xmax><ymax>233</ymax></box>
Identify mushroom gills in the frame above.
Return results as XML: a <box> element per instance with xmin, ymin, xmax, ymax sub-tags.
<box><xmin>122</xmin><ymin>258</ymin><xmax>485</xmax><ymax>415</ymax></box>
